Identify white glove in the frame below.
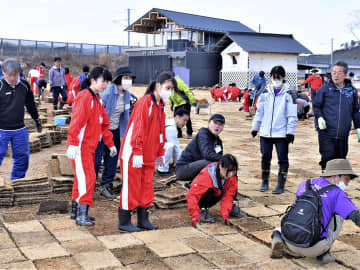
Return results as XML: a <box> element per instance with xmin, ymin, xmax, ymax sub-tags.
<box><xmin>66</xmin><ymin>145</ymin><xmax>79</xmax><ymax>160</ymax></box>
<box><xmin>155</xmin><ymin>156</ymin><xmax>165</xmax><ymax>167</ymax></box>
<box><xmin>109</xmin><ymin>146</ymin><xmax>117</xmax><ymax>158</ymax></box>
<box><xmin>318</xmin><ymin>117</ymin><xmax>327</xmax><ymax>130</ymax></box>
<box><xmin>132</xmin><ymin>155</ymin><xmax>143</xmax><ymax>168</ymax></box>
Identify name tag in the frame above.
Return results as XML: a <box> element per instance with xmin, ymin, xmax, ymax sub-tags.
<box><xmin>215</xmin><ymin>145</ymin><xmax>222</xmax><ymax>153</ymax></box>
<box><xmin>5</xmin><ymin>92</ymin><xmax>12</xmax><ymax>95</ymax></box>
<box><xmin>160</xmin><ymin>133</ymin><xmax>164</xmax><ymax>143</ymax></box>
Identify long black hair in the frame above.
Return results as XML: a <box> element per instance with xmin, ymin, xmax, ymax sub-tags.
<box><xmin>145</xmin><ymin>71</ymin><xmax>174</xmax><ymax>95</ymax></box>
<box><xmin>80</xmin><ymin>66</ymin><xmax>112</xmax><ymax>90</ymax></box>
<box><xmin>216</xmin><ymin>154</ymin><xmax>238</xmax><ymax>191</ymax></box>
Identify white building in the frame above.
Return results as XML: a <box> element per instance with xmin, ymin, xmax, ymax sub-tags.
<box><xmin>212</xmin><ymin>32</ymin><xmax>311</xmax><ymax>89</ymax></box>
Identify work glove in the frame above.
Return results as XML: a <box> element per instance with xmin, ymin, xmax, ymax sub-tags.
<box><xmin>109</xmin><ymin>146</ymin><xmax>117</xmax><ymax>158</ymax></box>
<box><xmin>192</xmin><ymin>216</ymin><xmax>200</xmax><ymax>228</ymax></box>
<box><xmin>155</xmin><ymin>156</ymin><xmax>165</xmax><ymax>167</ymax></box>
<box><xmin>357</xmin><ymin>129</ymin><xmax>360</xmax><ymax>143</ymax></box>
<box><xmin>318</xmin><ymin>117</ymin><xmax>327</xmax><ymax>130</ymax></box>
<box><xmin>251</xmin><ymin>130</ymin><xmax>258</xmax><ymax>138</ymax></box>
<box><xmin>286</xmin><ymin>134</ymin><xmax>295</xmax><ymax>144</ymax></box>
<box><xmin>34</xmin><ymin>119</ymin><xmax>42</xmax><ymax>133</ymax></box>
<box><xmin>222</xmin><ymin>216</ymin><xmax>230</xmax><ymax>226</ymax></box>
<box><xmin>66</xmin><ymin>145</ymin><xmax>79</xmax><ymax>160</ymax></box>
<box><xmin>132</xmin><ymin>155</ymin><xmax>143</xmax><ymax>168</ymax></box>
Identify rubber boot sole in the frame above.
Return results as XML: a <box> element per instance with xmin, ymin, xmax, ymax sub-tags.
<box><xmin>271</xmin><ymin>240</ymin><xmax>285</xmax><ymax>259</ymax></box>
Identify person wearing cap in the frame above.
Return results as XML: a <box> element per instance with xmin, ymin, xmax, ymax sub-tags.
<box><xmin>94</xmin><ymin>66</ymin><xmax>136</xmax><ymax>199</ymax></box>
<box><xmin>313</xmin><ymin>61</ymin><xmax>360</xmax><ymax>171</ymax></box>
<box><xmin>300</xmin><ymin>69</ymin><xmax>323</xmax><ymax>117</ymax></box>
<box><xmin>248</xmin><ymin>71</ymin><xmax>267</xmax><ymax>117</ymax></box>
<box><xmin>251</xmin><ymin>66</ymin><xmax>298</xmax><ymax>194</ymax></box>
<box><xmin>271</xmin><ymin>159</ymin><xmax>360</xmax><ymax>265</ymax></box>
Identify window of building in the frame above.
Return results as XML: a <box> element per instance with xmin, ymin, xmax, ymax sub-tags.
<box><xmin>232</xmin><ymin>56</ymin><xmax>237</xmax><ymax>65</ymax></box>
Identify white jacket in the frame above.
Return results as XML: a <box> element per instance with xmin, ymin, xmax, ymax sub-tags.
<box><xmin>252</xmin><ymin>83</ymin><xmax>298</xmax><ymax>138</ymax></box>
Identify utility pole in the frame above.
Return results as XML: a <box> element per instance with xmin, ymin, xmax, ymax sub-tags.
<box><xmin>330</xmin><ymin>38</ymin><xmax>334</xmax><ymax>68</ymax></box>
<box><xmin>128</xmin><ymin>8</ymin><xmax>131</xmax><ymax>47</ymax></box>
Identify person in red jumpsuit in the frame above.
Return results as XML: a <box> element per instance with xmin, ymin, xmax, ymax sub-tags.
<box><xmin>66</xmin><ymin>76</ymin><xmax>81</xmax><ymax>105</ymax></box>
<box><xmin>64</xmin><ymin>67</ymin><xmax>73</xmax><ymax>90</ymax></box>
<box><xmin>118</xmin><ymin>71</ymin><xmax>175</xmax><ymax>232</ymax></box>
<box><xmin>186</xmin><ymin>154</ymin><xmax>239</xmax><ymax>227</ymax></box>
<box><xmin>36</xmin><ymin>63</ymin><xmax>45</xmax><ymax>79</ymax></box>
<box><xmin>67</xmin><ymin>67</ymin><xmax>117</xmax><ymax>226</ymax></box>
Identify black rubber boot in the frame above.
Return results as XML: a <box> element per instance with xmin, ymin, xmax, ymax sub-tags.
<box><xmin>137</xmin><ymin>207</ymin><xmax>158</xmax><ymax>230</ymax></box>
<box><xmin>272</xmin><ymin>171</ymin><xmax>287</xmax><ymax>194</ymax></box>
<box><xmin>59</xmin><ymin>100</ymin><xmax>65</xmax><ymax>109</ymax></box>
<box><xmin>229</xmin><ymin>203</ymin><xmax>247</xmax><ymax>218</ymax></box>
<box><xmin>76</xmin><ymin>203</ymin><xmax>95</xmax><ymax>226</ymax></box>
<box><xmin>70</xmin><ymin>201</ymin><xmax>95</xmax><ymax>221</ymax></box>
<box><xmin>260</xmin><ymin>170</ymin><xmax>270</xmax><ymax>192</ymax></box>
<box><xmin>200</xmin><ymin>208</ymin><xmax>215</xmax><ymax>223</ymax></box>
<box><xmin>118</xmin><ymin>208</ymin><xmax>141</xmax><ymax>232</ymax></box>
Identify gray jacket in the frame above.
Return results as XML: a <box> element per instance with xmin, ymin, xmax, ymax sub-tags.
<box><xmin>49</xmin><ymin>66</ymin><xmax>66</xmax><ymax>87</ymax></box>
<box><xmin>252</xmin><ymin>83</ymin><xmax>298</xmax><ymax>138</ymax></box>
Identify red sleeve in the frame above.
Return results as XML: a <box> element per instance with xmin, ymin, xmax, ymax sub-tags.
<box><xmin>186</xmin><ymin>171</ymin><xmax>212</xmax><ymax>220</ymax></box>
<box><xmin>301</xmin><ymin>75</ymin><xmax>313</xmax><ymax>86</ymax></box>
<box><xmin>219</xmin><ymin>176</ymin><xmax>237</xmax><ymax>219</ymax></box>
<box><xmin>67</xmin><ymin>92</ymin><xmax>92</xmax><ymax>146</ymax></box>
<box><xmin>66</xmin><ymin>90</ymin><xmax>74</xmax><ymax>105</ymax></box>
<box><xmin>101</xmin><ymin>104</ymin><xmax>114</xmax><ymax>148</ymax></box>
<box><xmin>130</xmin><ymin>96</ymin><xmax>151</xmax><ymax>156</ymax></box>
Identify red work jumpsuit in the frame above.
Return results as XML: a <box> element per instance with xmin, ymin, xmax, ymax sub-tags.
<box><xmin>119</xmin><ymin>92</ymin><xmax>166</xmax><ymax>210</ymax></box>
<box><xmin>66</xmin><ymin>76</ymin><xmax>80</xmax><ymax>105</ymax></box>
<box><xmin>186</xmin><ymin>163</ymin><xmax>237</xmax><ymax>221</ymax></box>
<box><xmin>67</xmin><ymin>88</ymin><xmax>114</xmax><ymax>206</ymax></box>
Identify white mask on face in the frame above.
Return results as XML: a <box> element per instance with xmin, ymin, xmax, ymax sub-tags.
<box><xmin>337</xmin><ymin>181</ymin><xmax>347</xmax><ymax>191</ymax></box>
<box><xmin>160</xmin><ymin>88</ymin><xmax>172</xmax><ymax>101</ymax></box>
<box><xmin>272</xmin><ymin>80</ymin><xmax>282</xmax><ymax>88</ymax></box>
<box><xmin>121</xmin><ymin>79</ymin><xmax>132</xmax><ymax>90</ymax></box>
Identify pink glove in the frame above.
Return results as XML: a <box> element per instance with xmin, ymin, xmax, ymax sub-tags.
<box><xmin>155</xmin><ymin>156</ymin><xmax>165</xmax><ymax>167</ymax></box>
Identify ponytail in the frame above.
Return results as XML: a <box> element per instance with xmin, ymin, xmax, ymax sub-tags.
<box><xmin>80</xmin><ymin>78</ymin><xmax>91</xmax><ymax>91</ymax></box>
<box><xmin>145</xmin><ymin>81</ymin><xmax>157</xmax><ymax>95</ymax></box>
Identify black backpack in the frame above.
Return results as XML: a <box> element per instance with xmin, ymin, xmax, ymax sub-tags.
<box><xmin>280</xmin><ymin>179</ymin><xmax>337</xmax><ymax>248</ymax></box>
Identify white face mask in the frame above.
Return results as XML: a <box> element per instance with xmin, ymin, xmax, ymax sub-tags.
<box><xmin>121</xmin><ymin>79</ymin><xmax>132</xmax><ymax>90</ymax></box>
<box><xmin>337</xmin><ymin>181</ymin><xmax>347</xmax><ymax>191</ymax></box>
<box><xmin>272</xmin><ymin>80</ymin><xmax>282</xmax><ymax>88</ymax></box>
<box><xmin>160</xmin><ymin>88</ymin><xmax>172</xmax><ymax>101</ymax></box>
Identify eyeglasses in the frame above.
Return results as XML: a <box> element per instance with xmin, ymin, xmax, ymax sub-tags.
<box><xmin>331</xmin><ymin>72</ymin><xmax>344</xmax><ymax>76</ymax></box>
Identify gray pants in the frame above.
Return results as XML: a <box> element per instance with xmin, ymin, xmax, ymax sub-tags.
<box><xmin>176</xmin><ymin>160</ymin><xmax>212</xmax><ymax>182</ymax></box>
<box><xmin>275</xmin><ymin>215</ymin><xmax>344</xmax><ymax>257</ymax></box>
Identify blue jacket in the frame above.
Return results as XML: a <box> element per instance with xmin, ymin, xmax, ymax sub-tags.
<box><xmin>313</xmin><ymin>79</ymin><xmax>360</xmax><ymax>138</ymax></box>
<box><xmin>250</xmin><ymin>74</ymin><xmax>267</xmax><ymax>98</ymax></box>
<box><xmin>0</xmin><ymin>64</ymin><xmax>3</xmax><ymax>79</ymax></box>
<box><xmin>99</xmin><ymin>84</ymin><xmax>131</xmax><ymax>137</ymax></box>
<box><xmin>252</xmin><ymin>83</ymin><xmax>298</xmax><ymax>138</ymax></box>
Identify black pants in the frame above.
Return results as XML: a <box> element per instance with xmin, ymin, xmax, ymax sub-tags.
<box><xmin>175</xmin><ymin>104</ymin><xmax>193</xmax><ymax>137</ymax></box>
<box><xmin>198</xmin><ymin>189</ymin><xmax>222</xmax><ymax>209</ymax></box>
<box><xmin>260</xmin><ymin>137</ymin><xmax>289</xmax><ymax>172</ymax></box>
<box><xmin>318</xmin><ymin>133</ymin><xmax>348</xmax><ymax>170</ymax></box>
<box><xmin>176</xmin><ymin>159</ymin><xmax>211</xmax><ymax>182</ymax></box>
<box><xmin>52</xmin><ymin>86</ymin><xmax>67</xmax><ymax>106</ymax></box>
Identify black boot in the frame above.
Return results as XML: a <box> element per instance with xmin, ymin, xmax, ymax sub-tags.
<box><xmin>272</xmin><ymin>171</ymin><xmax>287</xmax><ymax>194</ymax></box>
<box><xmin>137</xmin><ymin>207</ymin><xmax>158</xmax><ymax>230</ymax></box>
<box><xmin>260</xmin><ymin>170</ymin><xmax>270</xmax><ymax>192</ymax></box>
<box><xmin>59</xmin><ymin>100</ymin><xmax>65</xmax><ymax>109</ymax></box>
<box><xmin>76</xmin><ymin>203</ymin><xmax>95</xmax><ymax>226</ymax></box>
<box><xmin>229</xmin><ymin>202</ymin><xmax>247</xmax><ymax>218</ymax></box>
<box><xmin>199</xmin><ymin>208</ymin><xmax>215</xmax><ymax>223</ymax></box>
<box><xmin>53</xmin><ymin>104</ymin><xmax>58</xmax><ymax>111</ymax></box>
<box><xmin>118</xmin><ymin>208</ymin><xmax>141</xmax><ymax>232</ymax></box>
<box><xmin>70</xmin><ymin>201</ymin><xmax>95</xmax><ymax>221</ymax></box>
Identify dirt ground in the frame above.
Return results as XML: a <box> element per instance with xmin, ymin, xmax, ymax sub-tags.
<box><xmin>1</xmin><ymin>86</ymin><xmax>360</xmax><ymax>269</ymax></box>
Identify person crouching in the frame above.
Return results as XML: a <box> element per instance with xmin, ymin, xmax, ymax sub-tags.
<box><xmin>186</xmin><ymin>154</ymin><xmax>240</xmax><ymax>227</ymax></box>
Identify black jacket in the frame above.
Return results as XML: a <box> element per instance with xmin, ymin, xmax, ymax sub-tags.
<box><xmin>0</xmin><ymin>78</ymin><xmax>39</xmax><ymax>130</ymax></box>
<box><xmin>313</xmin><ymin>79</ymin><xmax>360</xmax><ymax>138</ymax></box>
<box><xmin>177</xmin><ymin>127</ymin><xmax>223</xmax><ymax>166</ymax></box>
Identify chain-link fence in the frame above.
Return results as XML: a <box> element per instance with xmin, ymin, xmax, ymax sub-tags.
<box><xmin>0</xmin><ymin>38</ymin><xmax>137</xmax><ymax>57</ymax></box>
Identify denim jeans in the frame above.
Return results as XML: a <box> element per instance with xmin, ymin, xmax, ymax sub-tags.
<box><xmin>94</xmin><ymin>129</ymin><xmax>121</xmax><ymax>186</ymax></box>
<box><xmin>260</xmin><ymin>137</ymin><xmax>289</xmax><ymax>172</ymax></box>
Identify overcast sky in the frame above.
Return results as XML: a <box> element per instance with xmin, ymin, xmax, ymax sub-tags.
<box><xmin>1</xmin><ymin>0</ymin><xmax>359</xmax><ymax>54</ymax></box>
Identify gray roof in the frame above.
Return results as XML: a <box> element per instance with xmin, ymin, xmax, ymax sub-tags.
<box><xmin>126</xmin><ymin>8</ymin><xmax>255</xmax><ymax>34</ymax></box>
<box><xmin>225</xmin><ymin>32</ymin><xmax>312</xmax><ymax>54</ymax></box>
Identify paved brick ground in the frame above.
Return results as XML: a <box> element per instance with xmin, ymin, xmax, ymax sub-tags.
<box><xmin>0</xmin><ymin>87</ymin><xmax>359</xmax><ymax>269</ymax></box>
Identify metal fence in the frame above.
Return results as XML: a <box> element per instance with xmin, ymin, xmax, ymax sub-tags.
<box><xmin>0</xmin><ymin>38</ymin><xmax>138</xmax><ymax>57</ymax></box>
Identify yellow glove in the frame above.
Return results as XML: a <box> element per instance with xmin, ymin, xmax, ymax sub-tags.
<box><xmin>318</xmin><ymin>117</ymin><xmax>327</xmax><ymax>130</ymax></box>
